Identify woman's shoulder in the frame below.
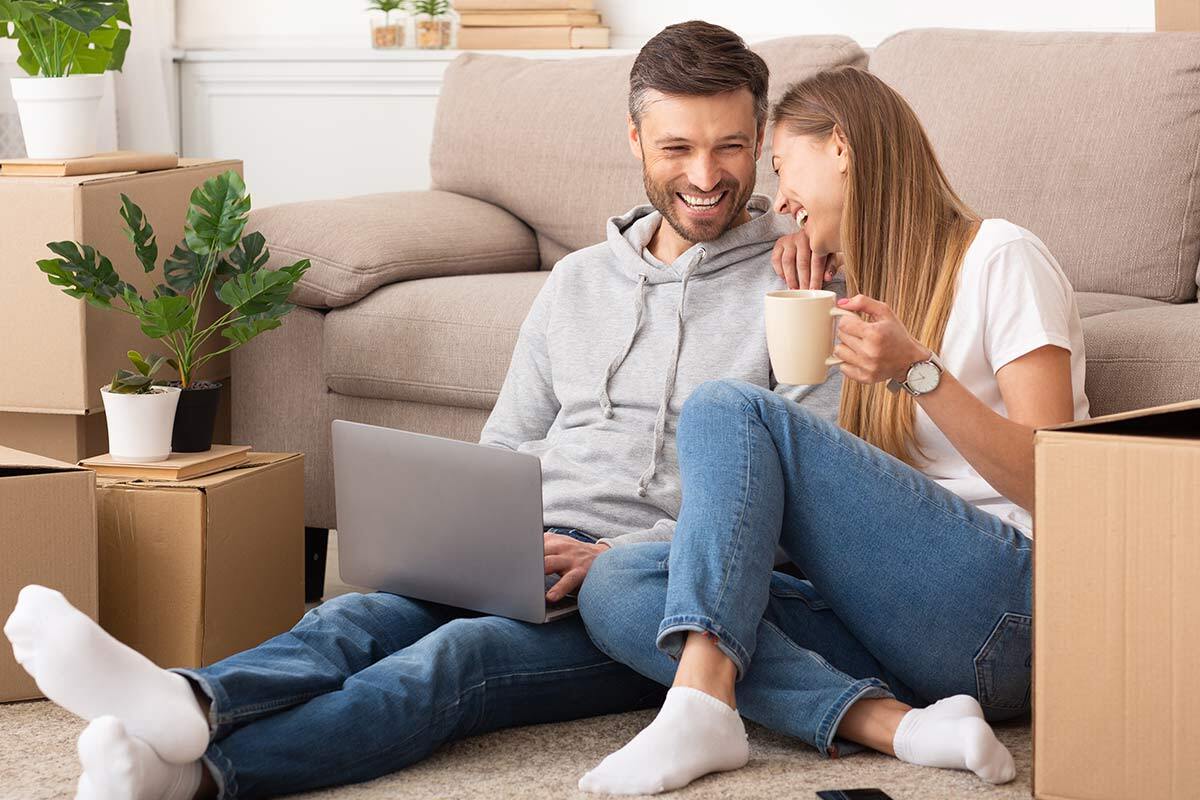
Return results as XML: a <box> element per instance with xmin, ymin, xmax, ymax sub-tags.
<box><xmin>966</xmin><ymin>219</ymin><xmax>1071</xmax><ymax>289</ymax></box>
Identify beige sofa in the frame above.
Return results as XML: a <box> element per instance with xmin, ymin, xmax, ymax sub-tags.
<box><xmin>233</xmin><ymin>29</ymin><xmax>1200</xmax><ymax>534</ymax></box>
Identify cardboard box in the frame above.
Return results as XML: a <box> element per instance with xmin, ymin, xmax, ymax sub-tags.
<box><xmin>0</xmin><ymin>446</ymin><xmax>98</xmax><ymax>702</ymax></box>
<box><xmin>0</xmin><ymin>373</ymin><xmax>234</xmax><ymax>464</ymax></box>
<box><xmin>1033</xmin><ymin>399</ymin><xmax>1200</xmax><ymax>800</ymax></box>
<box><xmin>96</xmin><ymin>452</ymin><xmax>305</xmax><ymax>669</ymax></box>
<box><xmin>1157</xmin><ymin>0</ymin><xmax>1200</xmax><ymax>30</ymax></box>
<box><xmin>0</xmin><ymin>158</ymin><xmax>240</xmax><ymax>415</ymax></box>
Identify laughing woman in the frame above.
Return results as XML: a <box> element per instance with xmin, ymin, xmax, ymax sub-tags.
<box><xmin>576</xmin><ymin>65</ymin><xmax>1088</xmax><ymax>795</ymax></box>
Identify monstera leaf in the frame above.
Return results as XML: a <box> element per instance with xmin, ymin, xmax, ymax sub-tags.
<box><xmin>37</xmin><ymin>240</ymin><xmax>133</xmax><ymax>309</ymax></box>
<box><xmin>184</xmin><ymin>171</ymin><xmax>251</xmax><ymax>256</ymax></box>
<box><xmin>119</xmin><ymin>194</ymin><xmax>157</xmax><ymax>273</ymax></box>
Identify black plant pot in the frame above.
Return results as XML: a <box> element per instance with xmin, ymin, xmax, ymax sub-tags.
<box><xmin>168</xmin><ymin>380</ymin><xmax>222</xmax><ymax>453</ymax></box>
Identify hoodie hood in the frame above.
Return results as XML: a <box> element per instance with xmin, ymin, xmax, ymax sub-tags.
<box><xmin>597</xmin><ymin>193</ymin><xmax>797</xmax><ymax>497</ymax></box>
<box><xmin>605</xmin><ymin>193</ymin><xmax>797</xmax><ymax>284</ymax></box>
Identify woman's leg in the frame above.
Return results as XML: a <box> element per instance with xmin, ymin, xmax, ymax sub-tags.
<box><xmin>661</xmin><ymin>380</ymin><xmax>1032</xmax><ymax>716</ymax></box>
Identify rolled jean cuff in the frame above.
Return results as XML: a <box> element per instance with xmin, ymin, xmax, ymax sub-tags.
<box><xmin>815</xmin><ymin>677</ymin><xmax>894</xmax><ymax>758</ymax></box>
<box><xmin>656</xmin><ymin>614</ymin><xmax>752</xmax><ymax>681</ymax></box>
<box><xmin>202</xmin><ymin>741</ymin><xmax>239</xmax><ymax>800</ymax></box>
<box><xmin>168</xmin><ymin>667</ymin><xmax>231</xmax><ymax>740</ymax></box>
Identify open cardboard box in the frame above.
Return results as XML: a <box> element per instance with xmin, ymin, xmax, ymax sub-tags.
<box><xmin>0</xmin><ymin>446</ymin><xmax>97</xmax><ymax>702</ymax></box>
<box><xmin>1033</xmin><ymin>399</ymin><xmax>1200</xmax><ymax>799</ymax></box>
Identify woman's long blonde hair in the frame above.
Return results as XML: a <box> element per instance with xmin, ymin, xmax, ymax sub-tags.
<box><xmin>771</xmin><ymin>66</ymin><xmax>980</xmax><ymax>466</ymax></box>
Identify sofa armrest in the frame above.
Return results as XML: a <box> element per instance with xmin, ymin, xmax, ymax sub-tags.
<box><xmin>249</xmin><ymin>190</ymin><xmax>540</xmax><ymax>309</ymax></box>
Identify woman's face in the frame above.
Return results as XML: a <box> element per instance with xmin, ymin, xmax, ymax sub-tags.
<box><xmin>771</xmin><ymin>128</ymin><xmax>847</xmax><ymax>256</ymax></box>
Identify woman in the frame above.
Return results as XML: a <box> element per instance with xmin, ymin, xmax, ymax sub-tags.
<box><xmin>576</xmin><ymin>65</ymin><xmax>1088</xmax><ymax>795</ymax></box>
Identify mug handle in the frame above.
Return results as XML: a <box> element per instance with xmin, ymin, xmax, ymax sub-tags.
<box><xmin>824</xmin><ymin>307</ymin><xmax>857</xmax><ymax>367</ymax></box>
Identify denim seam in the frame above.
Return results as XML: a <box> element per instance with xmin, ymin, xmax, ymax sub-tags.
<box><xmin>758</xmin><ymin>619</ymin><xmax>854</xmax><ymax>682</ymax></box>
<box><xmin>203</xmin><ymin>743</ymin><xmax>238</xmax><ymax>799</ymax></box>
<box><xmin>330</xmin><ymin>658</ymin><xmax>625</xmax><ymax>775</ymax></box>
<box><xmin>759</xmin><ymin>401</ymin><xmax>1031</xmax><ymax>552</ymax></box>
<box><xmin>814</xmin><ymin>678</ymin><xmax>893</xmax><ymax>757</ymax></box>
<box><xmin>657</xmin><ymin>614</ymin><xmax>751</xmax><ymax>675</ymax></box>
<box><xmin>706</xmin><ymin>396</ymin><xmax>759</xmax><ymax>656</ymax></box>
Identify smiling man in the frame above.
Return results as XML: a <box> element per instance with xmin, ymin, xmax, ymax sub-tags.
<box><xmin>6</xmin><ymin>21</ymin><xmax>841</xmax><ymax>800</ymax></box>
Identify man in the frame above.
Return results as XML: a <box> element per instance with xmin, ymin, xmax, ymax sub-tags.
<box><xmin>3</xmin><ymin>21</ymin><xmax>840</xmax><ymax>800</ymax></box>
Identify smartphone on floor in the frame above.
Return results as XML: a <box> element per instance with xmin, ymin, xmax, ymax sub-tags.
<box><xmin>817</xmin><ymin>790</ymin><xmax>896</xmax><ymax>800</ymax></box>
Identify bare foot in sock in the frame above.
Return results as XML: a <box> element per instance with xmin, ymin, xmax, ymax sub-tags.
<box><xmin>892</xmin><ymin>695</ymin><xmax>1016</xmax><ymax>784</ymax></box>
<box><xmin>75</xmin><ymin>716</ymin><xmax>202</xmax><ymax>800</ymax></box>
<box><xmin>578</xmin><ymin>687</ymin><xmax>749</xmax><ymax>795</ymax></box>
<box><xmin>3</xmin><ymin>584</ymin><xmax>210</xmax><ymax>763</ymax></box>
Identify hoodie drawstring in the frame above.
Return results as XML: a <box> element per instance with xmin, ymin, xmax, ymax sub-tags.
<box><xmin>597</xmin><ymin>273</ymin><xmax>649</xmax><ymax>419</ymax></box>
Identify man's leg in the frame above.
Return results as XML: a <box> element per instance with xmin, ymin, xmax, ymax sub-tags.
<box><xmin>198</xmin><ymin>613</ymin><xmax>665</xmax><ymax>798</ymax></box>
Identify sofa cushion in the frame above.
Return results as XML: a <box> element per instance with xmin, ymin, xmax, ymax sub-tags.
<box><xmin>1082</xmin><ymin>302</ymin><xmax>1200</xmax><ymax>417</ymax></box>
<box><xmin>251</xmin><ymin>190</ymin><xmax>539</xmax><ymax>309</ymax></box>
<box><xmin>1075</xmin><ymin>292</ymin><xmax>1164</xmax><ymax>319</ymax></box>
<box><xmin>431</xmin><ymin>36</ymin><xmax>867</xmax><ymax>267</ymax></box>
<box><xmin>870</xmin><ymin>29</ymin><xmax>1200</xmax><ymax>304</ymax></box>
<box><xmin>323</xmin><ymin>271</ymin><xmax>550</xmax><ymax>409</ymax></box>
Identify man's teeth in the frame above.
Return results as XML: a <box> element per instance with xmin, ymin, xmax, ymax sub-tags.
<box><xmin>681</xmin><ymin>192</ymin><xmax>722</xmax><ymax>208</ymax></box>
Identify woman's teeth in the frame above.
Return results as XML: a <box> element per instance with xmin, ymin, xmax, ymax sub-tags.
<box><xmin>796</xmin><ymin>210</ymin><xmax>808</xmax><ymax>227</ymax></box>
<box><xmin>680</xmin><ymin>192</ymin><xmax>723</xmax><ymax>209</ymax></box>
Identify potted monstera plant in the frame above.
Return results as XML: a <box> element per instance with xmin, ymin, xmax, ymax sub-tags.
<box><xmin>37</xmin><ymin>169</ymin><xmax>310</xmax><ymax>459</ymax></box>
<box><xmin>0</xmin><ymin>0</ymin><xmax>132</xmax><ymax>158</ymax></box>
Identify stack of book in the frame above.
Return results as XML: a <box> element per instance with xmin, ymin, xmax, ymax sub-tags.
<box><xmin>455</xmin><ymin>0</ymin><xmax>610</xmax><ymax>50</ymax></box>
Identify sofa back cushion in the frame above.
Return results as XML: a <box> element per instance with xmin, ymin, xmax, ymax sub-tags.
<box><xmin>431</xmin><ymin>36</ymin><xmax>866</xmax><ymax>267</ymax></box>
<box><xmin>870</xmin><ymin>29</ymin><xmax>1200</xmax><ymax>303</ymax></box>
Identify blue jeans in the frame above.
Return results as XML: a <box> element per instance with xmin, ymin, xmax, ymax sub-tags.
<box><xmin>172</xmin><ymin>528</ymin><xmax>665</xmax><ymax>798</ymax></box>
<box><xmin>579</xmin><ymin>380</ymin><xmax>1033</xmax><ymax>757</ymax></box>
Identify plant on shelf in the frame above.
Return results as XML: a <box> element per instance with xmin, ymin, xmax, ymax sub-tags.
<box><xmin>412</xmin><ymin>0</ymin><xmax>455</xmax><ymax>49</ymax></box>
<box><xmin>37</xmin><ymin>169</ymin><xmax>311</xmax><ymax>458</ymax></box>
<box><xmin>367</xmin><ymin>0</ymin><xmax>407</xmax><ymax>48</ymax></box>
<box><xmin>0</xmin><ymin>0</ymin><xmax>132</xmax><ymax>158</ymax></box>
<box><xmin>108</xmin><ymin>349</ymin><xmax>169</xmax><ymax>394</ymax></box>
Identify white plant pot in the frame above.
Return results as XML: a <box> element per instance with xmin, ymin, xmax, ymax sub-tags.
<box><xmin>100</xmin><ymin>385</ymin><xmax>182</xmax><ymax>463</ymax></box>
<box><xmin>9</xmin><ymin>74</ymin><xmax>106</xmax><ymax>159</ymax></box>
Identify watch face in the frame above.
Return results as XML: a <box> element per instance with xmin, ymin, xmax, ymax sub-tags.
<box><xmin>907</xmin><ymin>361</ymin><xmax>941</xmax><ymax>394</ymax></box>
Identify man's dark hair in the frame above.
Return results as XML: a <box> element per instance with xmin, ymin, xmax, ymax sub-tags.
<box><xmin>628</xmin><ymin>21</ymin><xmax>769</xmax><ymax>129</ymax></box>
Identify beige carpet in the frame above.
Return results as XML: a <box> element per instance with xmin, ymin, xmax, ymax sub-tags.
<box><xmin>0</xmin><ymin>533</ymin><xmax>1033</xmax><ymax>799</ymax></box>
<box><xmin>0</xmin><ymin>698</ymin><xmax>1031</xmax><ymax>800</ymax></box>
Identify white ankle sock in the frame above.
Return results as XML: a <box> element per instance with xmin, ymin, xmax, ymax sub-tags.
<box><xmin>578</xmin><ymin>686</ymin><xmax>749</xmax><ymax>795</ymax></box>
<box><xmin>75</xmin><ymin>717</ymin><xmax>202</xmax><ymax>800</ymax></box>
<box><xmin>3</xmin><ymin>584</ymin><xmax>210</xmax><ymax>763</ymax></box>
<box><xmin>892</xmin><ymin>695</ymin><xmax>1016</xmax><ymax>784</ymax></box>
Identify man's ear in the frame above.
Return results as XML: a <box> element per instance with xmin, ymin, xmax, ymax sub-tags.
<box><xmin>628</xmin><ymin>115</ymin><xmax>644</xmax><ymax>161</ymax></box>
<box><xmin>755</xmin><ymin>122</ymin><xmax>766</xmax><ymax>161</ymax></box>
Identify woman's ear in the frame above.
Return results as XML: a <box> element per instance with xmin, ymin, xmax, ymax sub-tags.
<box><xmin>831</xmin><ymin>125</ymin><xmax>850</xmax><ymax>174</ymax></box>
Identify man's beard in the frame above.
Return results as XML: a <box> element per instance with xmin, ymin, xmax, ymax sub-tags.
<box><xmin>642</xmin><ymin>170</ymin><xmax>754</xmax><ymax>245</ymax></box>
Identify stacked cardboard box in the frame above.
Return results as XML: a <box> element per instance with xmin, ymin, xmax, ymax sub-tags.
<box><xmin>455</xmin><ymin>0</ymin><xmax>609</xmax><ymax>49</ymax></box>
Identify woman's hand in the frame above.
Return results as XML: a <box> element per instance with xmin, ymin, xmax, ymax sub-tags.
<box><xmin>833</xmin><ymin>294</ymin><xmax>931</xmax><ymax>385</ymax></box>
<box><xmin>771</xmin><ymin>229</ymin><xmax>842</xmax><ymax>290</ymax></box>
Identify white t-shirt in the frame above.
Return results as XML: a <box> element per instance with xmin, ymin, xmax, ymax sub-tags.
<box><xmin>913</xmin><ymin>219</ymin><xmax>1089</xmax><ymax>536</ymax></box>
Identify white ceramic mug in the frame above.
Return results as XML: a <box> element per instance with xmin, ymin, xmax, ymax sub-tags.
<box><xmin>765</xmin><ymin>289</ymin><xmax>856</xmax><ymax>385</ymax></box>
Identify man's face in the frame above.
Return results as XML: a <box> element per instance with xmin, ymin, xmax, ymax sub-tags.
<box><xmin>629</xmin><ymin>88</ymin><xmax>762</xmax><ymax>244</ymax></box>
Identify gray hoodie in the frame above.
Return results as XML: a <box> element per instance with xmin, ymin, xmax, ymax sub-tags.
<box><xmin>479</xmin><ymin>194</ymin><xmax>844</xmax><ymax>546</ymax></box>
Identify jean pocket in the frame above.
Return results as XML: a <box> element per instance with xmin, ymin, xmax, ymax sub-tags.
<box><xmin>974</xmin><ymin>612</ymin><xmax>1032</xmax><ymax>713</ymax></box>
<box><xmin>767</xmin><ymin>574</ymin><xmax>831</xmax><ymax>611</ymax></box>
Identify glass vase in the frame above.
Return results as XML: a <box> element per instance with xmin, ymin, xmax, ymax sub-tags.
<box><xmin>415</xmin><ymin>9</ymin><xmax>458</xmax><ymax>50</ymax></box>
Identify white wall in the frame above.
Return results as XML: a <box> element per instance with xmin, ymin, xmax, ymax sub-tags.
<box><xmin>175</xmin><ymin>0</ymin><xmax>1155</xmax><ymax>50</ymax></box>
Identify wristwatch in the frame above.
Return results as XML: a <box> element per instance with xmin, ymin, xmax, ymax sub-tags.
<box><xmin>887</xmin><ymin>350</ymin><xmax>944</xmax><ymax>397</ymax></box>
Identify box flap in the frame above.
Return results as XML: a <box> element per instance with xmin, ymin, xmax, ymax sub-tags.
<box><xmin>95</xmin><ymin>452</ymin><xmax>300</xmax><ymax>491</ymax></box>
<box><xmin>0</xmin><ymin>158</ymin><xmax>241</xmax><ymax>190</ymax></box>
<box><xmin>0</xmin><ymin>444</ymin><xmax>90</xmax><ymax>473</ymax></box>
<box><xmin>1038</xmin><ymin>398</ymin><xmax>1200</xmax><ymax>443</ymax></box>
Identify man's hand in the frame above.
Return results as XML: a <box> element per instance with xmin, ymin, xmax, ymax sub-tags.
<box><xmin>544</xmin><ymin>533</ymin><xmax>610</xmax><ymax>602</ymax></box>
<box><xmin>771</xmin><ymin>229</ymin><xmax>842</xmax><ymax>290</ymax></box>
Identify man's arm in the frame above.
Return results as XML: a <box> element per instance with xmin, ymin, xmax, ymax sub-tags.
<box><xmin>479</xmin><ymin>268</ymin><xmax>561</xmax><ymax>450</ymax></box>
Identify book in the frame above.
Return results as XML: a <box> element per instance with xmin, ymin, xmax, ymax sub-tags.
<box><xmin>453</xmin><ymin>0</ymin><xmax>594</xmax><ymax>9</ymax></box>
<box><xmin>459</xmin><ymin>10</ymin><xmax>601</xmax><ymax>26</ymax></box>
<box><xmin>0</xmin><ymin>151</ymin><xmax>179</xmax><ymax>177</ymax></box>
<box><xmin>80</xmin><ymin>444</ymin><xmax>252</xmax><ymax>481</ymax></box>
<box><xmin>458</xmin><ymin>25</ymin><xmax>610</xmax><ymax>49</ymax></box>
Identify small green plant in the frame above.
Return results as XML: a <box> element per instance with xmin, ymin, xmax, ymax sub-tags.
<box><xmin>0</xmin><ymin>0</ymin><xmax>131</xmax><ymax>78</ymax></box>
<box><xmin>367</xmin><ymin>0</ymin><xmax>407</xmax><ymax>17</ymax></box>
<box><xmin>411</xmin><ymin>0</ymin><xmax>448</xmax><ymax>17</ymax></box>
<box><xmin>37</xmin><ymin>169</ymin><xmax>310</xmax><ymax>390</ymax></box>
<box><xmin>108</xmin><ymin>349</ymin><xmax>167</xmax><ymax>394</ymax></box>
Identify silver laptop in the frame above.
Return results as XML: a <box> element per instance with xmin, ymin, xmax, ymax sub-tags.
<box><xmin>331</xmin><ymin>419</ymin><xmax>578</xmax><ymax>623</ymax></box>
